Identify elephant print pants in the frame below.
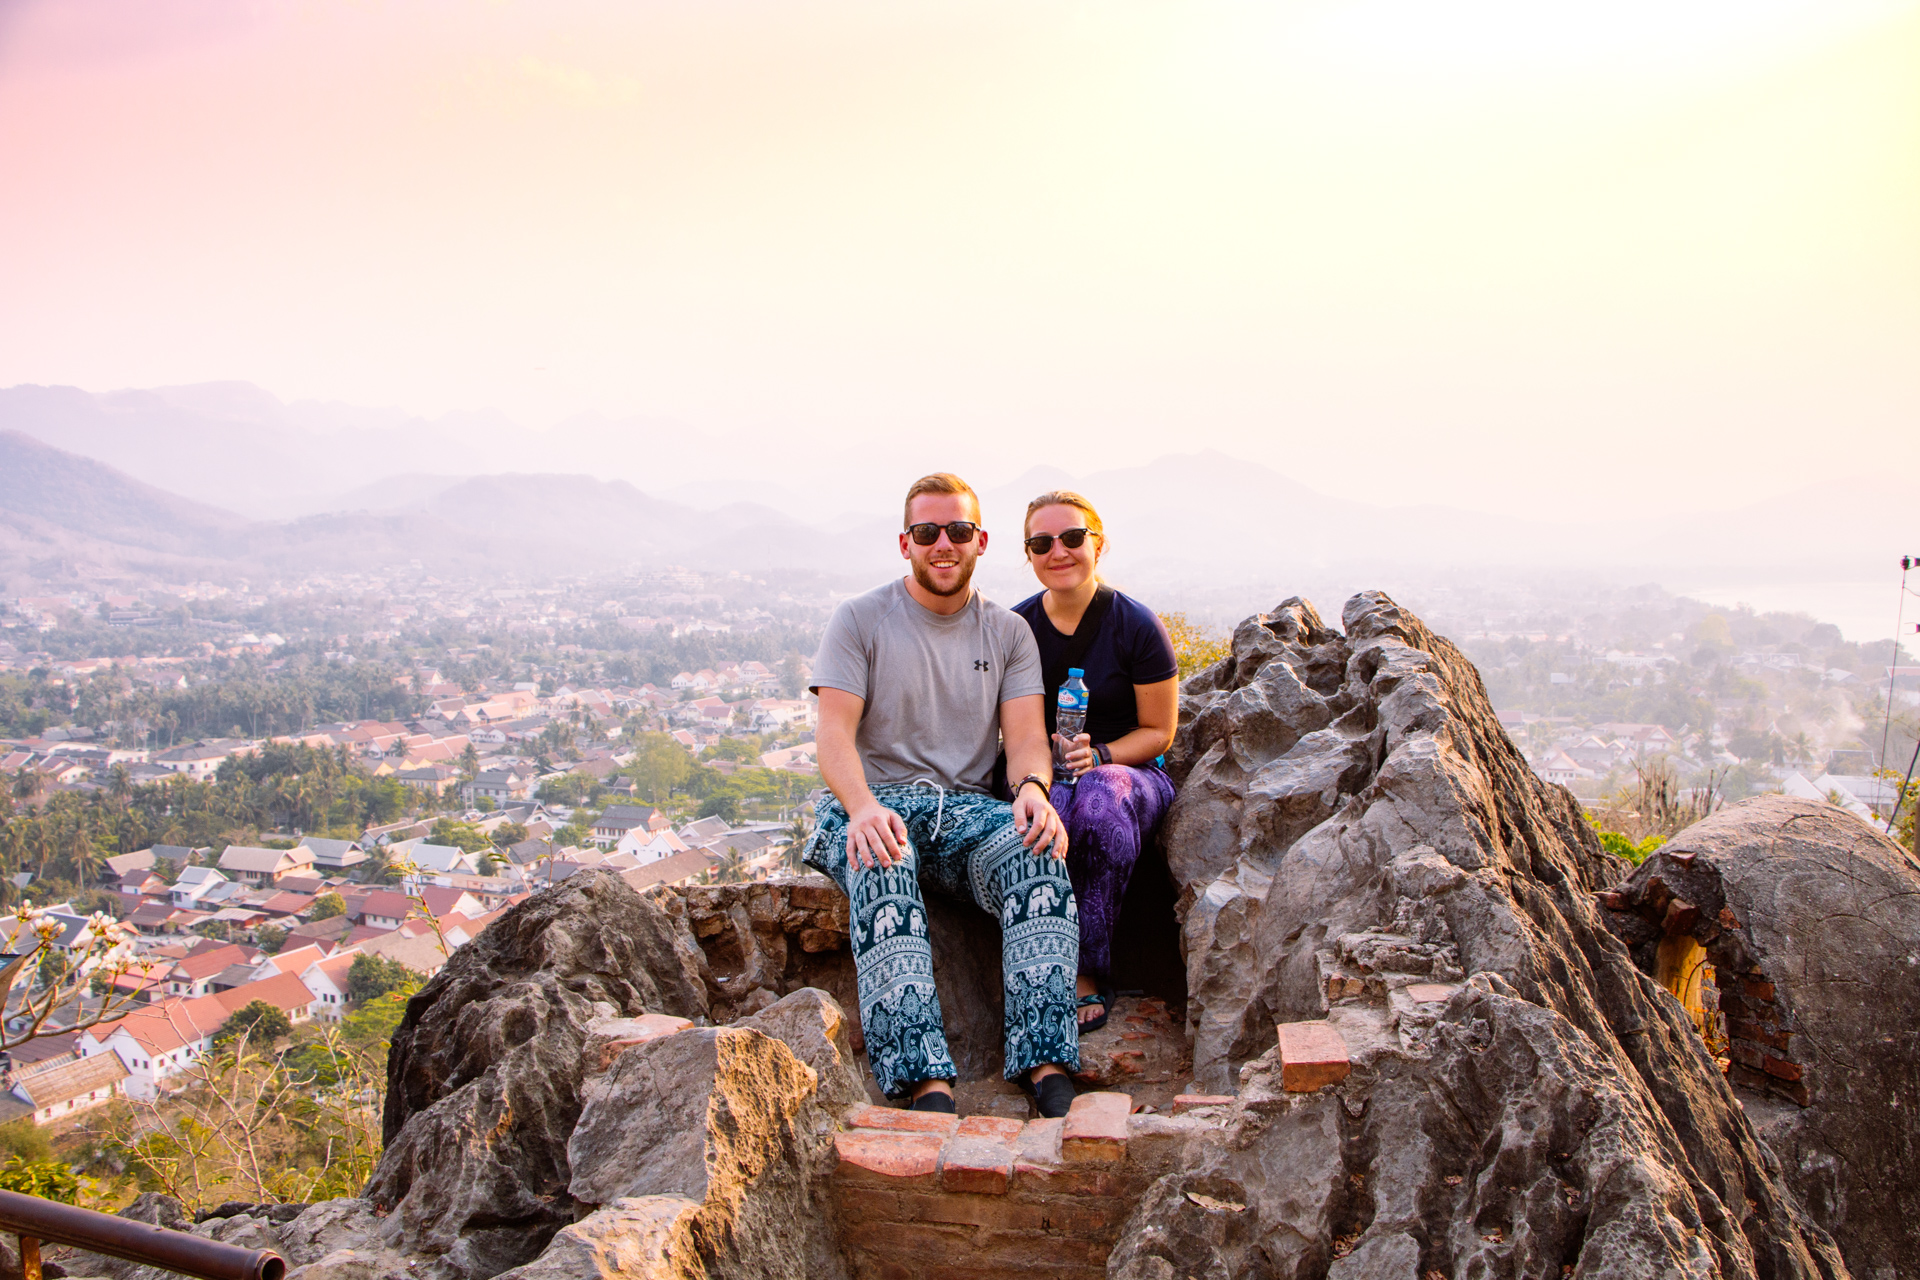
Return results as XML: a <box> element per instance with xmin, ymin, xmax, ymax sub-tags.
<box><xmin>806</xmin><ymin>783</ymin><xmax>1081</xmax><ymax>1100</ymax></box>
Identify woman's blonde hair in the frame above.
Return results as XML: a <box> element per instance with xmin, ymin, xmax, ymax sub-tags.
<box><xmin>1023</xmin><ymin>489</ymin><xmax>1104</xmax><ymax>539</ymax></box>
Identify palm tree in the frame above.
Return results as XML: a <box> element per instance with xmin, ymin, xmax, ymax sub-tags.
<box><xmin>712</xmin><ymin>846</ymin><xmax>747</xmax><ymax>885</ymax></box>
<box><xmin>782</xmin><ymin>817</ymin><xmax>810</xmax><ymax>874</ymax></box>
<box><xmin>66</xmin><ymin>820</ymin><xmax>101</xmax><ymax>887</ymax></box>
<box><xmin>108</xmin><ymin>764</ymin><xmax>133</xmax><ymax>809</ymax></box>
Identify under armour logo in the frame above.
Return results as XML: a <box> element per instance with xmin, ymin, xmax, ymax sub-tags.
<box><xmin>974</xmin><ymin>659</ymin><xmax>990</xmax><ymax>671</ymax></box>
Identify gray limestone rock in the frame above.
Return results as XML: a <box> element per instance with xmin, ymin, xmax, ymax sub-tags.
<box><xmin>564</xmin><ymin>1026</ymin><xmax>844</xmax><ymax>1279</ymax></box>
<box><xmin>1118</xmin><ymin>983</ymin><xmax>1827</xmax><ymax>1280</ymax></box>
<box><xmin>1138</xmin><ymin>591</ymin><xmax>1852</xmax><ymax>1277</ymax></box>
<box><xmin>365</xmin><ymin>869</ymin><xmax>710</xmax><ymax>1280</ymax></box>
<box><xmin>1600</xmin><ymin>795</ymin><xmax>1920</xmax><ymax>1280</ymax></box>
<box><xmin>489</xmin><ymin>1198</ymin><xmax>698</xmax><ymax>1280</ymax></box>
<box><xmin>733</xmin><ymin>986</ymin><xmax>868</xmax><ymax>1113</ymax></box>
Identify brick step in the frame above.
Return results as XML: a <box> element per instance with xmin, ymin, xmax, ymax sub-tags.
<box><xmin>831</xmin><ymin>1091</ymin><xmax>1221</xmax><ymax>1280</ymax></box>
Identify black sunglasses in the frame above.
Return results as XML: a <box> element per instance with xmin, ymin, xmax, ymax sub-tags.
<box><xmin>1024</xmin><ymin>527</ymin><xmax>1093</xmax><ymax>555</ymax></box>
<box><xmin>906</xmin><ymin>521</ymin><xmax>979</xmax><ymax>546</ymax></box>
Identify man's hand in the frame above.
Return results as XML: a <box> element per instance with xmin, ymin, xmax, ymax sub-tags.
<box><xmin>1012</xmin><ymin>784</ymin><xmax>1069</xmax><ymax>860</ymax></box>
<box><xmin>846</xmin><ymin>801</ymin><xmax>910</xmax><ymax>870</ymax></box>
<box><xmin>1055</xmin><ymin>733</ymin><xmax>1095</xmax><ymax>778</ymax></box>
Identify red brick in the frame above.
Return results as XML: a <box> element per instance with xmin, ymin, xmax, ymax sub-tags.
<box><xmin>1171</xmin><ymin>1094</ymin><xmax>1236</xmax><ymax>1115</ymax></box>
<box><xmin>1729</xmin><ymin>1041</ymin><xmax>1765</xmax><ymax>1070</ymax></box>
<box><xmin>971</xmin><ymin>1230</ymin><xmax>1113</xmax><ymax>1267</ymax></box>
<box><xmin>845</xmin><ymin>1256</ymin><xmax>918</xmax><ymax>1280</ymax></box>
<box><xmin>1730</xmin><ymin>1019</ymin><xmax>1791</xmax><ymax>1051</ymax></box>
<box><xmin>845</xmin><ymin>1103</ymin><xmax>962</xmax><ymax>1135</ymax></box>
<box><xmin>838</xmin><ymin>1222</ymin><xmax>978</xmax><ymax>1256</ymax></box>
<box><xmin>923</xmin><ymin>1268</ymin><xmax>1104</xmax><ymax>1280</ymax></box>
<box><xmin>1061</xmin><ymin>1091</ymin><xmax>1132</xmax><ymax>1163</ymax></box>
<box><xmin>957</xmin><ymin>1115</ymin><xmax>1027</xmax><ymax>1143</ymax></box>
<box><xmin>1762</xmin><ymin>1055</ymin><xmax>1804</xmax><ymax>1083</ymax></box>
<box><xmin>940</xmin><ymin>1136</ymin><xmax>1015</xmax><ymax>1195</ymax></box>
<box><xmin>1012</xmin><ymin>1161</ymin><xmax>1134</xmax><ymax>1197</ymax></box>
<box><xmin>835</xmin><ymin>1130</ymin><xmax>945</xmax><ymax>1186</ymax></box>
<box><xmin>898</xmin><ymin>1197</ymin><xmax>1113</xmax><ymax>1235</ymax></box>
<box><xmin>1276</xmin><ymin>1020</ymin><xmax>1351</xmax><ymax>1092</ymax></box>
<box><xmin>1743</xmin><ymin>979</ymin><xmax>1776</xmax><ymax>1002</ymax></box>
<box><xmin>1013</xmin><ymin>1116</ymin><xmax>1063</xmax><ymax>1164</ymax></box>
<box><xmin>1106</xmin><ymin>1050</ymin><xmax>1146</xmax><ymax>1074</ymax></box>
<box><xmin>1404</xmin><ymin>983</ymin><xmax>1457</xmax><ymax>1004</ymax></box>
<box><xmin>828</xmin><ymin>1189</ymin><xmax>909</xmax><ymax>1226</ymax></box>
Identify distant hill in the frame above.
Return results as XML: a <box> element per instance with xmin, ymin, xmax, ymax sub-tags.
<box><xmin>0</xmin><ymin>383</ymin><xmax>516</xmax><ymax>520</ymax></box>
<box><xmin>0</xmin><ymin>431</ymin><xmax>893</xmax><ymax>587</ymax></box>
<box><xmin>0</xmin><ymin>430</ymin><xmax>248</xmax><ymax>553</ymax></box>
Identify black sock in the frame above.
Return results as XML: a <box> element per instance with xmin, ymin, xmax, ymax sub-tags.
<box><xmin>1034</xmin><ymin>1073</ymin><xmax>1076</xmax><ymax>1119</ymax></box>
<box><xmin>909</xmin><ymin>1089</ymin><xmax>956</xmax><ymax>1113</ymax></box>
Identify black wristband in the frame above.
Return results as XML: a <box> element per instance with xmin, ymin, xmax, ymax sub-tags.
<box><xmin>1094</xmin><ymin>743</ymin><xmax>1113</xmax><ymax>766</ymax></box>
<box><xmin>1015</xmin><ymin>774</ymin><xmax>1049</xmax><ymax>799</ymax></box>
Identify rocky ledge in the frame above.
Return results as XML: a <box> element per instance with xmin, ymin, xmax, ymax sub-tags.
<box><xmin>62</xmin><ymin>592</ymin><xmax>1913</xmax><ymax>1280</ymax></box>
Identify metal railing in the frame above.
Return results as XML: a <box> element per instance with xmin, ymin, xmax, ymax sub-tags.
<box><xmin>0</xmin><ymin>1190</ymin><xmax>284</xmax><ymax>1280</ymax></box>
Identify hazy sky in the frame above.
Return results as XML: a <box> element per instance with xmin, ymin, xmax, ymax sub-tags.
<box><xmin>2</xmin><ymin>0</ymin><xmax>1916</xmax><ymax>521</ymax></box>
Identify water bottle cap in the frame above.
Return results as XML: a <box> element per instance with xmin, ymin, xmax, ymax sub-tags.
<box><xmin>1067</xmin><ymin>668</ymin><xmax>1084</xmax><ymax>678</ymax></box>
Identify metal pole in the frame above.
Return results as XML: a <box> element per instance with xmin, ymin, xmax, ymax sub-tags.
<box><xmin>0</xmin><ymin>1192</ymin><xmax>282</xmax><ymax>1280</ymax></box>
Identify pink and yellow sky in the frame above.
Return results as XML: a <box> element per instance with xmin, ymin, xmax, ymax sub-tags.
<box><xmin>2</xmin><ymin>0</ymin><xmax>1916</xmax><ymax>519</ymax></box>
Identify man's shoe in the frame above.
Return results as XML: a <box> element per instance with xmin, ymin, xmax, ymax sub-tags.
<box><xmin>908</xmin><ymin>1090</ymin><xmax>957</xmax><ymax>1114</ymax></box>
<box><xmin>1033</xmin><ymin>1072</ymin><xmax>1076</xmax><ymax>1119</ymax></box>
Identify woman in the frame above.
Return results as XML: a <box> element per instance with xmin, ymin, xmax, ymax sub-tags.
<box><xmin>1011</xmin><ymin>490</ymin><xmax>1179</xmax><ymax>1032</ymax></box>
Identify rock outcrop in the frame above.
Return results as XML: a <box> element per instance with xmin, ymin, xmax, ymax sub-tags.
<box><xmin>557</xmin><ymin>1024</ymin><xmax>844</xmax><ymax>1278</ymax></box>
<box><xmin>279</xmin><ymin>589</ymin><xmax>1917</xmax><ymax>1280</ymax></box>
<box><xmin>1600</xmin><ymin>795</ymin><xmax>1920</xmax><ymax>1280</ymax></box>
<box><xmin>1140</xmin><ymin>592</ymin><xmax>1852</xmax><ymax>1277</ymax></box>
<box><xmin>366</xmin><ymin>870</ymin><xmax>710</xmax><ymax>1279</ymax></box>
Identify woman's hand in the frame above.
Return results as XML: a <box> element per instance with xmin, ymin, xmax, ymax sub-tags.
<box><xmin>1055</xmin><ymin>733</ymin><xmax>1095</xmax><ymax>777</ymax></box>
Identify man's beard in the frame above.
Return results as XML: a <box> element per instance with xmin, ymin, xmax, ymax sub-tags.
<box><xmin>911</xmin><ymin>553</ymin><xmax>976</xmax><ymax>598</ymax></box>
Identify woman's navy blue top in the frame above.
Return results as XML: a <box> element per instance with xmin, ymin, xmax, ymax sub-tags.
<box><xmin>1011</xmin><ymin>588</ymin><xmax>1179</xmax><ymax>745</ymax></box>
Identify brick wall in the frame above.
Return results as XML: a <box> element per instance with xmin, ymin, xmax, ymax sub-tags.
<box><xmin>1718</xmin><ymin>972</ymin><xmax>1808</xmax><ymax>1106</ymax></box>
<box><xmin>830</xmin><ymin>1093</ymin><xmax>1234</xmax><ymax>1280</ymax></box>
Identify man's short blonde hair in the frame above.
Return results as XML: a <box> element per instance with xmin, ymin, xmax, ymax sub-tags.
<box><xmin>903</xmin><ymin>473</ymin><xmax>982</xmax><ymax>528</ymax></box>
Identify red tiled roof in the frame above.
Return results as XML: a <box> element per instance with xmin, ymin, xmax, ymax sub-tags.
<box><xmin>170</xmin><ymin>943</ymin><xmax>253</xmax><ymax>982</ymax></box>
<box><xmin>361</xmin><ymin>891</ymin><xmax>414</xmax><ymax>920</ymax></box>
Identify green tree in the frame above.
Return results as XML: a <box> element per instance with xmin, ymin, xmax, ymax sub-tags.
<box><xmin>346</xmin><ymin>953</ymin><xmax>416</xmax><ymax>1003</ymax></box>
<box><xmin>429</xmin><ymin>818</ymin><xmax>492</xmax><ymax>854</ymax></box>
<box><xmin>254</xmin><ymin>924</ymin><xmax>287</xmax><ymax>955</ymax></box>
<box><xmin>1160</xmin><ymin>612</ymin><xmax>1229</xmax><ymax>680</ymax></box>
<box><xmin>696</xmin><ymin>789</ymin><xmax>741</xmax><ymax>824</ymax></box>
<box><xmin>308</xmin><ymin>891</ymin><xmax>346</xmax><ymax>921</ymax></box>
<box><xmin>0</xmin><ymin>1155</ymin><xmax>85</xmax><ymax>1204</ymax></box>
<box><xmin>216</xmin><ymin>999</ymin><xmax>292</xmax><ymax>1047</ymax></box>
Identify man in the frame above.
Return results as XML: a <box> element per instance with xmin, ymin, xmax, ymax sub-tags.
<box><xmin>806</xmin><ymin>472</ymin><xmax>1080</xmax><ymax>1116</ymax></box>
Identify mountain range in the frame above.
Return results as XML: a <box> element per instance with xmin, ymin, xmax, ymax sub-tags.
<box><xmin>0</xmin><ymin>382</ymin><xmax>1909</xmax><ymax>616</ymax></box>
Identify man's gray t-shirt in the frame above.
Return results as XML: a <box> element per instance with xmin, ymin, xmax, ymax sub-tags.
<box><xmin>811</xmin><ymin>579</ymin><xmax>1044</xmax><ymax>794</ymax></box>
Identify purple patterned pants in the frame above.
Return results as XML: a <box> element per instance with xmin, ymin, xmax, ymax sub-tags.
<box><xmin>1049</xmin><ymin>764</ymin><xmax>1176</xmax><ymax>981</ymax></box>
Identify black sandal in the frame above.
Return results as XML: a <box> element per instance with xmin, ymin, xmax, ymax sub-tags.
<box><xmin>1033</xmin><ymin>1072</ymin><xmax>1077</xmax><ymax>1119</ymax></box>
<box><xmin>1076</xmin><ymin>983</ymin><xmax>1114</xmax><ymax>1035</ymax></box>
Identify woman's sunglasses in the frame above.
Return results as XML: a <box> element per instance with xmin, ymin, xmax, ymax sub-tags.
<box><xmin>1024</xmin><ymin>528</ymin><xmax>1094</xmax><ymax>555</ymax></box>
<box><xmin>906</xmin><ymin>521</ymin><xmax>980</xmax><ymax>546</ymax></box>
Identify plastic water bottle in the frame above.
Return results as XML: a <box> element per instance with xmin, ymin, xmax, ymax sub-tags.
<box><xmin>1054</xmin><ymin>668</ymin><xmax>1089</xmax><ymax>776</ymax></box>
